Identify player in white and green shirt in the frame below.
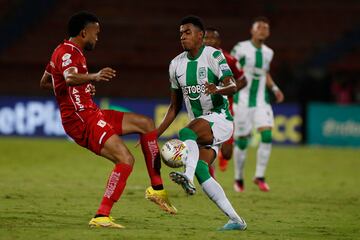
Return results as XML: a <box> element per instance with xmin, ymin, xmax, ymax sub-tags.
<box><xmin>157</xmin><ymin>16</ymin><xmax>247</xmax><ymax>231</ymax></box>
<box><xmin>231</xmin><ymin>16</ymin><xmax>284</xmax><ymax>192</ymax></box>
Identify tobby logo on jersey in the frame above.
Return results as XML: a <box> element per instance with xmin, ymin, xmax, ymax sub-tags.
<box><xmin>182</xmin><ymin>84</ymin><xmax>206</xmax><ymax>101</ymax></box>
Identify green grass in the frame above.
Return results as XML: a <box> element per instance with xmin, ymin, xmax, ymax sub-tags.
<box><xmin>0</xmin><ymin>138</ymin><xmax>359</xmax><ymax>240</ymax></box>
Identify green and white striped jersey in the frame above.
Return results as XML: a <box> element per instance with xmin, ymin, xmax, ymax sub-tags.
<box><xmin>231</xmin><ymin>40</ymin><xmax>274</xmax><ymax>107</ymax></box>
<box><xmin>169</xmin><ymin>45</ymin><xmax>233</xmax><ymax>121</ymax></box>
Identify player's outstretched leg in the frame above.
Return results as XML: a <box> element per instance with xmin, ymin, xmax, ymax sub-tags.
<box><xmin>254</xmin><ymin>129</ymin><xmax>272</xmax><ymax>192</ymax></box>
<box><xmin>89</xmin><ymin>135</ymin><xmax>133</xmax><ymax>228</ymax></box>
<box><xmin>195</xmin><ymin>160</ymin><xmax>247</xmax><ymax>231</ymax></box>
<box><xmin>90</xmin><ymin>163</ymin><xmax>133</xmax><ymax>228</ymax></box>
<box><xmin>122</xmin><ymin>113</ymin><xmax>177</xmax><ymax>213</ymax></box>
<box><xmin>169</xmin><ymin>128</ymin><xmax>199</xmax><ymax>195</ymax></box>
<box><xmin>140</xmin><ymin>129</ymin><xmax>177</xmax><ymax>213</ymax></box>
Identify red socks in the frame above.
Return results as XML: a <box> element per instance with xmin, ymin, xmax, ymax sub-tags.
<box><xmin>96</xmin><ymin>129</ymin><xmax>162</xmax><ymax>216</ymax></box>
<box><xmin>96</xmin><ymin>163</ymin><xmax>132</xmax><ymax>216</ymax></box>
<box><xmin>140</xmin><ymin>130</ymin><xmax>163</xmax><ymax>187</ymax></box>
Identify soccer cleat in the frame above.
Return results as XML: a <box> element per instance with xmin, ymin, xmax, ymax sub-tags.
<box><xmin>218</xmin><ymin>151</ymin><xmax>229</xmax><ymax>172</ymax></box>
<box><xmin>219</xmin><ymin>218</ymin><xmax>247</xmax><ymax>231</ymax></box>
<box><xmin>169</xmin><ymin>171</ymin><xmax>196</xmax><ymax>195</ymax></box>
<box><xmin>89</xmin><ymin>216</ymin><xmax>125</xmax><ymax>228</ymax></box>
<box><xmin>253</xmin><ymin>177</ymin><xmax>270</xmax><ymax>192</ymax></box>
<box><xmin>233</xmin><ymin>179</ymin><xmax>245</xmax><ymax>192</ymax></box>
<box><xmin>145</xmin><ymin>186</ymin><xmax>177</xmax><ymax>214</ymax></box>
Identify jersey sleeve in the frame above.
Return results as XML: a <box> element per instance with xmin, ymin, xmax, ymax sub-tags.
<box><xmin>266</xmin><ymin>50</ymin><xmax>274</xmax><ymax>72</ymax></box>
<box><xmin>55</xmin><ymin>48</ymin><xmax>83</xmax><ymax>76</ymax></box>
<box><xmin>169</xmin><ymin>60</ymin><xmax>180</xmax><ymax>89</ymax></box>
<box><xmin>231</xmin><ymin>43</ymin><xmax>246</xmax><ymax>68</ymax></box>
<box><xmin>209</xmin><ymin>50</ymin><xmax>233</xmax><ymax>82</ymax></box>
<box><xmin>45</xmin><ymin>62</ymin><xmax>52</xmax><ymax>74</ymax></box>
<box><xmin>230</xmin><ymin>43</ymin><xmax>241</xmax><ymax>59</ymax></box>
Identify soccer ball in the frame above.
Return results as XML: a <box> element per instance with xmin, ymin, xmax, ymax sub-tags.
<box><xmin>161</xmin><ymin>139</ymin><xmax>188</xmax><ymax>168</ymax></box>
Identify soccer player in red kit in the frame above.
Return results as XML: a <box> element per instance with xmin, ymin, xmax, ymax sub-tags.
<box><xmin>204</xmin><ymin>27</ymin><xmax>246</xmax><ymax>177</ymax></box>
<box><xmin>40</xmin><ymin>11</ymin><xmax>176</xmax><ymax>228</ymax></box>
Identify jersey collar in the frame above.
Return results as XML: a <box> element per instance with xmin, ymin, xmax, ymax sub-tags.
<box><xmin>250</xmin><ymin>39</ymin><xmax>262</xmax><ymax>50</ymax></box>
<box><xmin>187</xmin><ymin>45</ymin><xmax>205</xmax><ymax>61</ymax></box>
<box><xmin>63</xmin><ymin>39</ymin><xmax>84</xmax><ymax>56</ymax></box>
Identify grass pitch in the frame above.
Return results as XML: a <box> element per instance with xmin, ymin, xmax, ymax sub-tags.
<box><xmin>0</xmin><ymin>138</ymin><xmax>359</xmax><ymax>240</ymax></box>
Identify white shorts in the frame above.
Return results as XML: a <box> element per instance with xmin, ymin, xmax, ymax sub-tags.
<box><xmin>233</xmin><ymin>105</ymin><xmax>274</xmax><ymax>137</ymax></box>
<box><xmin>199</xmin><ymin>112</ymin><xmax>234</xmax><ymax>155</ymax></box>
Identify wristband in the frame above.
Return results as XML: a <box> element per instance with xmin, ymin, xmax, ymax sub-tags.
<box><xmin>271</xmin><ymin>85</ymin><xmax>280</xmax><ymax>92</ymax></box>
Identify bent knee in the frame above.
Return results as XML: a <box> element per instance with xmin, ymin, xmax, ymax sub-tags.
<box><xmin>113</xmin><ymin>151</ymin><xmax>134</xmax><ymax>165</ymax></box>
<box><xmin>138</xmin><ymin>116</ymin><xmax>155</xmax><ymax>132</ymax></box>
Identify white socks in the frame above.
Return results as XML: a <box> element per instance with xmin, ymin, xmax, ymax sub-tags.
<box><xmin>201</xmin><ymin>177</ymin><xmax>242</xmax><ymax>222</ymax></box>
<box><xmin>183</xmin><ymin>139</ymin><xmax>199</xmax><ymax>182</ymax></box>
<box><xmin>255</xmin><ymin>143</ymin><xmax>272</xmax><ymax>178</ymax></box>
<box><xmin>234</xmin><ymin>146</ymin><xmax>247</xmax><ymax>180</ymax></box>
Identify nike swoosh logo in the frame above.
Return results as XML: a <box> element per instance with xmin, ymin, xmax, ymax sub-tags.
<box><xmin>176</xmin><ymin>73</ymin><xmax>184</xmax><ymax>79</ymax></box>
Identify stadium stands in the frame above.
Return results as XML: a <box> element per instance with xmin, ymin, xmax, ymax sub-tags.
<box><xmin>0</xmin><ymin>0</ymin><xmax>359</xmax><ymax>99</ymax></box>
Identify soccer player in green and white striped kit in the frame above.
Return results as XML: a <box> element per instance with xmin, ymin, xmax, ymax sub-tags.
<box><xmin>157</xmin><ymin>16</ymin><xmax>247</xmax><ymax>231</ymax></box>
<box><xmin>231</xmin><ymin>17</ymin><xmax>284</xmax><ymax>192</ymax></box>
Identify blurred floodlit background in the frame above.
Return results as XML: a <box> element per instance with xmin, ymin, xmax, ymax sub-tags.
<box><xmin>0</xmin><ymin>0</ymin><xmax>359</xmax><ymax>147</ymax></box>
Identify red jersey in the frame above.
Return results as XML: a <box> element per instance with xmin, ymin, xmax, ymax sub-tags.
<box><xmin>46</xmin><ymin>40</ymin><xmax>98</xmax><ymax>123</ymax></box>
<box><xmin>222</xmin><ymin>49</ymin><xmax>243</xmax><ymax>81</ymax></box>
<box><xmin>222</xmin><ymin>49</ymin><xmax>244</xmax><ymax>114</ymax></box>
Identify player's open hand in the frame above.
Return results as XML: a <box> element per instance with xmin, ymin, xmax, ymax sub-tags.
<box><xmin>205</xmin><ymin>82</ymin><xmax>217</xmax><ymax>95</ymax></box>
<box><xmin>94</xmin><ymin>67</ymin><xmax>116</xmax><ymax>82</ymax></box>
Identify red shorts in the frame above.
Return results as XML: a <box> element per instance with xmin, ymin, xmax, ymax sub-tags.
<box><xmin>62</xmin><ymin>109</ymin><xmax>124</xmax><ymax>155</ymax></box>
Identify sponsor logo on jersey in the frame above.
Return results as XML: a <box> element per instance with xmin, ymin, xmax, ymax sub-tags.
<box><xmin>97</xmin><ymin>120</ymin><xmax>106</xmax><ymax>128</ymax></box>
<box><xmin>62</xmin><ymin>53</ymin><xmax>72</xmax><ymax>67</ymax></box>
<box><xmin>71</xmin><ymin>87</ymin><xmax>84</xmax><ymax>110</ymax></box>
<box><xmin>182</xmin><ymin>84</ymin><xmax>206</xmax><ymax>101</ymax></box>
<box><xmin>85</xmin><ymin>84</ymin><xmax>92</xmax><ymax>93</ymax></box>
<box><xmin>219</xmin><ymin>63</ymin><xmax>230</xmax><ymax>71</ymax></box>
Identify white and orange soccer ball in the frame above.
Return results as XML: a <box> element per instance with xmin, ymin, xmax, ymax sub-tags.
<box><xmin>160</xmin><ymin>139</ymin><xmax>188</xmax><ymax>168</ymax></box>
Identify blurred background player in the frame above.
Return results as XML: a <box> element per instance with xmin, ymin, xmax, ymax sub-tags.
<box><xmin>203</xmin><ymin>27</ymin><xmax>246</xmax><ymax>177</ymax></box>
<box><xmin>230</xmin><ymin>16</ymin><xmax>284</xmax><ymax>192</ymax></box>
<box><xmin>157</xmin><ymin>16</ymin><xmax>247</xmax><ymax>231</ymax></box>
<box><xmin>40</xmin><ymin>11</ymin><xmax>176</xmax><ymax>228</ymax></box>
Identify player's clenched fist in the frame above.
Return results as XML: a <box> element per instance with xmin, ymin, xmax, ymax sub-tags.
<box><xmin>94</xmin><ymin>67</ymin><xmax>116</xmax><ymax>82</ymax></box>
<box><xmin>205</xmin><ymin>82</ymin><xmax>217</xmax><ymax>95</ymax></box>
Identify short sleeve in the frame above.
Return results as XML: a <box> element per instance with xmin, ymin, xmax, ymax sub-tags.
<box><xmin>231</xmin><ymin>43</ymin><xmax>241</xmax><ymax>60</ymax></box>
<box><xmin>266</xmin><ymin>50</ymin><xmax>274</xmax><ymax>72</ymax></box>
<box><xmin>56</xmin><ymin>49</ymin><xmax>82</xmax><ymax>75</ymax></box>
<box><xmin>231</xmin><ymin>43</ymin><xmax>246</xmax><ymax>68</ymax></box>
<box><xmin>209</xmin><ymin>50</ymin><xmax>233</xmax><ymax>81</ymax></box>
<box><xmin>169</xmin><ymin>60</ymin><xmax>179</xmax><ymax>89</ymax></box>
<box><xmin>45</xmin><ymin>62</ymin><xmax>52</xmax><ymax>74</ymax></box>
